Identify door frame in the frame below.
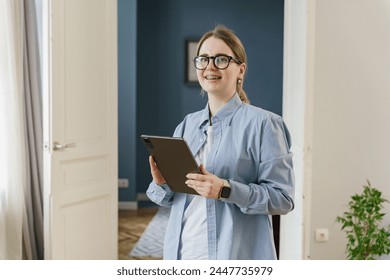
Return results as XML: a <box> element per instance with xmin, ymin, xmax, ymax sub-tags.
<box><xmin>279</xmin><ymin>0</ymin><xmax>315</xmax><ymax>260</ymax></box>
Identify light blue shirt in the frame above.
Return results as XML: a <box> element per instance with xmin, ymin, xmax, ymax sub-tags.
<box><xmin>146</xmin><ymin>93</ymin><xmax>295</xmax><ymax>260</ymax></box>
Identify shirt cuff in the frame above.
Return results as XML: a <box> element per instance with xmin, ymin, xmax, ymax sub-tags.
<box><xmin>146</xmin><ymin>181</ymin><xmax>174</xmax><ymax>205</ymax></box>
<box><xmin>222</xmin><ymin>179</ymin><xmax>251</xmax><ymax>207</ymax></box>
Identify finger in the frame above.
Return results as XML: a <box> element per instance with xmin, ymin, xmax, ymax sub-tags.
<box><xmin>185</xmin><ymin>179</ymin><xmax>198</xmax><ymax>188</ymax></box>
<box><xmin>185</xmin><ymin>181</ymin><xmax>196</xmax><ymax>189</ymax></box>
<box><xmin>185</xmin><ymin>182</ymin><xmax>202</xmax><ymax>195</ymax></box>
<box><xmin>149</xmin><ymin>156</ymin><xmax>156</xmax><ymax>168</ymax></box>
<box><xmin>186</xmin><ymin>180</ymin><xmax>205</xmax><ymax>194</ymax></box>
<box><xmin>186</xmin><ymin>173</ymin><xmax>205</xmax><ymax>181</ymax></box>
<box><xmin>149</xmin><ymin>156</ymin><xmax>166</xmax><ymax>185</ymax></box>
<box><xmin>199</xmin><ymin>164</ymin><xmax>210</xmax><ymax>175</ymax></box>
<box><xmin>192</xmin><ymin>185</ymin><xmax>203</xmax><ymax>195</ymax></box>
<box><xmin>150</xmin><ymin>156</ymin><xmax>161</xmax><ymax>173</ymax></box>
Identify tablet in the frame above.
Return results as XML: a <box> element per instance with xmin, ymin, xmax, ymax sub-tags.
<box><xmin>141</xmin><ymin>135</ymin><xmax>201</xmax><ymax>195</ymax></box>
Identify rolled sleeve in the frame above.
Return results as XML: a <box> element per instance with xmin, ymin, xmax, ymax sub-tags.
<box><xmin>146</xmin><ymin>182</ymin><xmax>175</xmax><ymax>207</ymax></box>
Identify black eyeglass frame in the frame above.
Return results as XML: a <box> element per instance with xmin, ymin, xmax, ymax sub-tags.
<box><xmin>192</xmin><ymin>55</ymin><xmax>242</xmax><ymax>70</ymax></box>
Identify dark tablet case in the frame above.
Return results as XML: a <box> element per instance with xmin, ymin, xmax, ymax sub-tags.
<box><xmin>141</xmin><ymin>135</ymin><xmax>200</xmax><ymax>195</ymax></box>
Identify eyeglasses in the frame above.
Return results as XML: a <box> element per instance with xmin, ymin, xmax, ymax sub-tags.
<box><xmin>193</xmin><ymin>55</ymin><xmax>242</xmax><ymax>70</ymax></box>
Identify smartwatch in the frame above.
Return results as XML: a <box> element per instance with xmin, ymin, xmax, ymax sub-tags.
<box><xmin>218</xmin><ymin>179</ymin><xmax>231</xmax><ymax>200</ymax></box>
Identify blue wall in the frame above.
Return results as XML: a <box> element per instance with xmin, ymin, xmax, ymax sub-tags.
<box><xmin>118</xmin><ymin>0</ymin><xmax>137</xmax><ymax>202</ymax></box>
<box><xmin>119</xmin><ymin>0</ymin><xmax>284</xmax><ymax>202</ymax></box>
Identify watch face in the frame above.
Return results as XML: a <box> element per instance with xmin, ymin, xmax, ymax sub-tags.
<box><xmin>221</xmin><ymin>186</ymin><xmax>231</xmax><ymax>198</ymax></box>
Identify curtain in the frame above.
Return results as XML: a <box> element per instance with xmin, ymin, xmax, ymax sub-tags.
<box><xmin>22</xmin><ymin>0</ymin><xmax>44</xmax><ymax>260</ymax></box>
<box><xmin>0</xmin><ymin>0</ymin><xmax>43</xmax><ymax>260</ymax></box>
<box><xmin>0</xmin><ymin>0</ymin><xmax>27</xmax><ymax>260</ymax></box>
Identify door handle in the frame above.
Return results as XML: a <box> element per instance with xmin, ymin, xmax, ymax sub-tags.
<box><xmin>53</xmin><ymin>141</ymin><xmax>76</xmax><ymax>151</ymax></box>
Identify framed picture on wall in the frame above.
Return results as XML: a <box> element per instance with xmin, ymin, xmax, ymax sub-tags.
<box><xmin>185</xmin><ymin>39</ymin><xmax>199</xmax><ymax>85</ymax></box>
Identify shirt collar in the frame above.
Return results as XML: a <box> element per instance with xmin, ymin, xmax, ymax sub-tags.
<box><xmin>198</xmin><ymin>93</ymin><xmax>242</xmax><ymax>128</ymax></box>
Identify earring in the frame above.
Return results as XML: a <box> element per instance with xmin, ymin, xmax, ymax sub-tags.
<box><xmin>237</xmin><ymin>78</ymin><xmax>242</xmax><ymax>84</ymax></box>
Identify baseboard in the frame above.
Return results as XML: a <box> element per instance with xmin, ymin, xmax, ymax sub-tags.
<box><xmin>137</xmin><ymin>193</ymin><xmax>149</xmax><ymax>201</ymax></box>
<box><xmin>118</xmin><ymin>201</ymin><xmax>138</xmax><ymax>210</ymax></box>
<box><xmin>118</xmin><ymin>193</ymin><xmax>154</xmax><ymax>210</ymax></box>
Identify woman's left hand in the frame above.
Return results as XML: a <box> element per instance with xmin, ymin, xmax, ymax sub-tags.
<box><xmin>186</xmin><ymin>165</ymin><xmax>224</xmax><ymax>199</ymax></box>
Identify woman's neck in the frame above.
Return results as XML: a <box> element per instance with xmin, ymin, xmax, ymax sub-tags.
<box><xmin>208</xmin><ymin>91</ymin><xmax>235</xmax><ymax>116</ymax></box>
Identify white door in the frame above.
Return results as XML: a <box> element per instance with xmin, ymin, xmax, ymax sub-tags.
<box><xmin>42</xmin><ymin>0</ymin><xmax>118</xmax><ymax>259</ymax></box>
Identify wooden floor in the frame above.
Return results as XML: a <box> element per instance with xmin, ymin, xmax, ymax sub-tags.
<box><xmin>118</xmin><ymin>207</ymin><xmax>162</xmax><ymax>260</ymax></box>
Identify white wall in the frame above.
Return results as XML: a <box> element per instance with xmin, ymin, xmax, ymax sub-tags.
<box><xmin>282</xmin><ymin>0</ymin><xmax>390</xmax><ymax>260</ymax></box>
<box><xmin>310</xmin><ymin>0</ymin><xmax>390</xmax><ymax>260</ymax></box>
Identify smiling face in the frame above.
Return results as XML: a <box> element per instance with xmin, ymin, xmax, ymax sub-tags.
<box><xmin>196</xmin><ymin>37</ymin><xmax>246</xmax><ymax>99</ymax></box>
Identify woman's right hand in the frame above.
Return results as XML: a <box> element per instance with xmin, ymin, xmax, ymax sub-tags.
<box><xmin>149</xmin><ymin>156</ymin><xmax>166</xmax><ymax>186</ymax></box>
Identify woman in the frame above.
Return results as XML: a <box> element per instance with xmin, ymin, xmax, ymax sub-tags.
<box><xmin>146</xmin><ymin>25</ymin><xmax>294</xmax><ymax>260</ymax></box>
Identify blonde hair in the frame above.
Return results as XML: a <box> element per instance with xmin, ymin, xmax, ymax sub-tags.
<box><xmin>196</xmin><ymin>25</ymin><xmax>250</xmax><ymax>104</ymax></box>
